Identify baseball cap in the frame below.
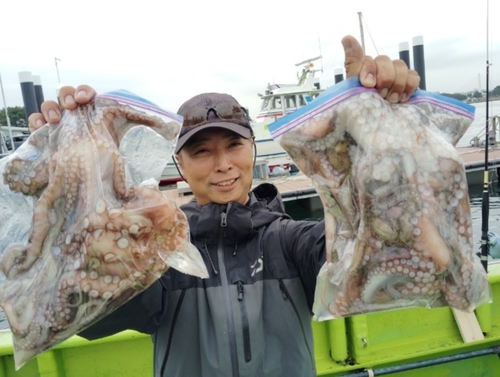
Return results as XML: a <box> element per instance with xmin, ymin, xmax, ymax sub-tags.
<box><xmin>174</xmin><ymin>92</ymin><xmax>253</xmax><ymax>154</ymax></box>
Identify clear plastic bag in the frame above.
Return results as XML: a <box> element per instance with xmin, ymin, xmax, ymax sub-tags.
<box><xmin>269</xmin><ymin>77</ymin><xmax>492</xmax><ymax>320</ymax></box>
<box><xmin>0</xmin><ymin>91</ymin><xmax>208</xmax><ymax>369</ymax></box>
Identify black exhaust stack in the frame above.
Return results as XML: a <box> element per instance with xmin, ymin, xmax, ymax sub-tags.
<box><xmin>18</xmin><ymin>71</ymin><xmax>39</xmax><ymax>122</ymax></box>
<box><xmin>412</xmin><ymin>36</ymin><xmax>426</xmax><ymax>90</ymax></box>
<box><xmin>33</xmin><ymin>75</ymin><xmax>45</xmax><ymax>112</ymax></box>
<box><xmin>398</xmin><ymin>42</ymin><xmax>411</xmax><ymax>69</ymax></box>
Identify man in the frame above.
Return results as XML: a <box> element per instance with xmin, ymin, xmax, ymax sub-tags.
<box><xmin>29</xmin><ymin>36</ymin><xmax>419</xmax><ymax>377</ymax></box>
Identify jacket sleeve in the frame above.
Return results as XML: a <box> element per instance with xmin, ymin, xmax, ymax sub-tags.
<box><xmin>280</xmin><ymin>219</ymin><xmax>326</xmax><ymax>310</ymax></box>
<box><xmin>78</xmin><ymin>273</ymin><xmax>170</xmax><ymax>340</ymax></box>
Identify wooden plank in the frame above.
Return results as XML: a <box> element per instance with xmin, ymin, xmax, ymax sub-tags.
<box><xmin>451</xmin><ymin>308</ymin><xmax>484</xmax><ymax>343</ymax></box>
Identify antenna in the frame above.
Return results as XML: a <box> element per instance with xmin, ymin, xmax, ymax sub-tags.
<box><xmin>318</xmin><ymin>36</ymin><xmax>324</xmax><ymax>73</ymax></box>
<box><xmin>294</xmin><ymin>56</ymin><xmax>322</xmax><ymax>67</ymax></box>
<box><xmin>55</xmin><ymin>58</ymin><xmax>61</xmax><ymax>84</ymax></box>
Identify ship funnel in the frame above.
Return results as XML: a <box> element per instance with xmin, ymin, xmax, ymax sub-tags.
<box><xmin>18</xmin><ymin>71</ymin><xmax>39</xmax><ymax>122</ymax></box>
<box><xmin>33</xmin><ymin>75</ymin><xmax>45</xmax><ymax>112</ymax></box>
<box><xmin>412</xmin><ymin>36</ymin><xmax>426</xmax><ymax>90</ymax></box>
<box><xmin>398</xmin><ymin>42</ymin><xmax>411</xmax><ymax>69</ymax></box>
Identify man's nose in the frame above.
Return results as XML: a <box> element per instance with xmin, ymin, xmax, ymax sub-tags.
<box><xmin>214</xmin><ymin>152</ymin><xmax>232</xmax><ymax>172</ymax></box>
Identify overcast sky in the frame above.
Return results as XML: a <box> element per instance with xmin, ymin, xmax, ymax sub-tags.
<box><xmin>1</xmin><ymin>0</ymin><xmax>499</xmax><ymax>119</ymax></box>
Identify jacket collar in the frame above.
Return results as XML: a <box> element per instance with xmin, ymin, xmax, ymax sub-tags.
<box><xmin>181</xmin><ymin>183</ymin><xmax>289</xmax><ymax>244</ymax></box>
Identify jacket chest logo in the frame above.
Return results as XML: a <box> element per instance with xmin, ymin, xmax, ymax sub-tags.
<box><xmin>250</xmin><ymin>257</ymin><xmax>263</xmax><ymax>277</ymax></box>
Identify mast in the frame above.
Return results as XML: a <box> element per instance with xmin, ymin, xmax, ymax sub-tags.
<box><xmin>0</xmin><ymin>73</ymin><xmax>16</xmax><ymax>152</ymax></box>
<box><xmin>357</xmin><ymin>12</ymin><xmax>365</xmax><ymax>53</ymax></box>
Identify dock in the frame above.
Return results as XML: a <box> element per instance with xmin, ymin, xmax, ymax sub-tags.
<box><xmin>457</xmin><ymin>146</ymin><xmax>500</xmax><ymax>185</ymax></box>
<box><xmin>162</xmin><ymin>146</ymin><xmax>500</xmax><ymax>207</ymax></box>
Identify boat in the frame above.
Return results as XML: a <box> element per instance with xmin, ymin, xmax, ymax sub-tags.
<box><xmin>249</xmin><ymin>56</ymin><xmax>325</xmax><ymax>172</ymax></box>
<box><xmin>1</xmin><ymin>260</ymin><xmax>499</xmax><ymax>376</ymax></box>
<box><xmin>159</xmin><ymin>56</ymin><xmax>326</xmax><ymax>186</ymax></box>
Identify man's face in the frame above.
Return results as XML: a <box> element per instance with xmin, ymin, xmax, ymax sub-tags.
<box><xmin>176</xmin><ymin>128</ymin><xmax>254</xmax><ymax>206</ymax></box>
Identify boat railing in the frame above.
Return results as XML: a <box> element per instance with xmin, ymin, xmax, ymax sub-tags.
<box><xmin>0</xmin><ymin>132</ymin><xmax>12</xmax><ymax>158</ymax></box>
<box><xmin>469</xmin><ymin>115</ymin><xmax>500</xmax><ymax>148</ymax></box>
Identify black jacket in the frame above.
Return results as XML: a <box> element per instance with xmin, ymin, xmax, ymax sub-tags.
<box><xmin>81</xmin><ymin>183</ymin><xmax>325</xmax><ymax>377</ymax></box>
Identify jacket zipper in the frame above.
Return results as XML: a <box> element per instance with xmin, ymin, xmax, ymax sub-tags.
<box><xmin>278</xmin><ymin>279</ymin><xmax>315</xmax><ymax>368</ymax></box>
<box><xmin>237</xmin><ymin>281</ymin><xmax>252</xmax><ymax>362</ymax></box>
<box><xmin>218</xmin><ymin>210</ymin><xmax>240</xmax><ymax>377</ymax></box>
<box><xmin>160</xmin><ymin>289</ymin><xmax>186</xmax><ymax>376</ymax></box>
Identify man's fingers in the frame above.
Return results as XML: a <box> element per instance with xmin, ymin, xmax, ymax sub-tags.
<box><xmin>358</xmin><ymin>56</ymin><xmax>376</xmax><ymax>88</ymax></box>
<box><xmin>41</xmin><ymin>100</ymin><xmax>63</xmax><ymax>125</ymax></box>
<box><xmin>27</xmin><ymin>113</ymin><xmax>47</xmax><ymax>133</ymax></box>
<box><xmin>58</xmin><ymin>85</ymin><xmax>96</xmax><ymax>109</ymax></box>
<box><xmin>57</xmin><ymin>86</ymin><xmax>77</xmax><ymax>109</ymax></box>
<box><xmin>373</xmin><ymin>58</ymin><xmax>419</xmax><ymax>103</ymax></box>
<box><xmin>402</xmin><ymin>70</ymin><xmax>421</xmax><ymax>102</ymax></box>
<box><xmin>27</xmin><ymin>84</ymin><xmax>97</xmax><ymax>133</ymax></box>
<box><xmin>74</xmin><ymin>85</ymin><xmax>96</xmax><ymax>104</ymax></box>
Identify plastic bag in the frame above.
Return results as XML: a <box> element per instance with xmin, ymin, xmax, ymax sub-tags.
<box><xmin>0</xmin><ymin>90</ymin><xmax>208</xmax><ymax>369</ymax></box>
<box><xmin>268</xmin><ymin>77</ymin><xmax>492</xmax><ymax>320</ymax></box>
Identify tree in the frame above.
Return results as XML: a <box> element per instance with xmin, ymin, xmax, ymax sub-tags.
<box><xmin>0</xmin><ymin>106</ymin><xmax>27</xmax><ymax>128</ymax></box>
<box><xmin>472</xmin><ymin>90</ymin><xmax>483</xmax><ymax>99</ymax></box>
<box><xmin>441</xmin><ymin>92</ymin><xmax>467</xmax><ymax>101</ymax></box>
<box><xmin>492</xmin><ymin>85</ymin><xmax>500</xmax><ymax>97</ymax></box>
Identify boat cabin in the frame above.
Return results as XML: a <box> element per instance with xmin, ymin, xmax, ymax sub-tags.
<box><xmin>254</xmin><ymin>56</ymin><xmax>324</xmax><ymax>126</ymax></box>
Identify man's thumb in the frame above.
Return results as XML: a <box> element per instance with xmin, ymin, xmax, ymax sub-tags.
<box><xmin>342</xmin><ymin>35</ymin><xmax>364</xmax><ymax>78</ymax></box>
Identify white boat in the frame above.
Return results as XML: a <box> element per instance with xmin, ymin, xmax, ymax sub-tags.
<box><xmin>249</xmin><ymin>56</ymin><xmax>325</xmax><ymax>172</ymax></box>
<box><xmin>159</xmin><ymin>56</ymin><xmax>327</xmax><ymax>186</ymax></box>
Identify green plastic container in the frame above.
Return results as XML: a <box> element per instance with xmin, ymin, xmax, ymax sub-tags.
<box><xmin>1</xmin><ymin>263</ymin><xmax>499</xmax><ymax>376</ymax></box>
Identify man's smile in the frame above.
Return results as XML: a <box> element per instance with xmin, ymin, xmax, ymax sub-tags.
<box><xmin>214</xmin><ymin>178</ymin><xmax>237</xmax><ymax>187</ymax></box>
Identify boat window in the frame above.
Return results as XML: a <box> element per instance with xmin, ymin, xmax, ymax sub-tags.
<box><xmin>270</xmin><ymin>97</ymin><xmax>282</xmax><ymax>110</ymax></box>
<box><xmin>298</xmin><ymin>95</ymin><xmax>306</xmax><ymax>107</ymax></box>
<box><xmin>260</xmin><ymin>99</ymin><xmax>270</xmax><ymax>111</ymax></box>
<box><xmin>284</xmin><ymin>95</ymin><xmax>296</xmax><ymax>109</ymax></box>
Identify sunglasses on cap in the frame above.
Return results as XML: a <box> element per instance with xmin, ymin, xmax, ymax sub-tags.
<box><xmin>180</xmin><ymin>102</ymin><xmax>251</xmax><ymax>135</ymax></box>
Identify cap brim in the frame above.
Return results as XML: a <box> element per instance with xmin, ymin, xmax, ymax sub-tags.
<box><xmin>174</xmin><ymin>122</ymin><xmax>252</xmax><ymax>153</ymax></box>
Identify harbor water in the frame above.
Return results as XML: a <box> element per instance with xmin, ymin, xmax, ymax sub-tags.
<box><xmin>1</xmin><ymin>100</ymin><xmax>500</xmax><ymax>331</ymax></box>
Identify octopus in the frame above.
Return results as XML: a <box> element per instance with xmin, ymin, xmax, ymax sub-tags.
<box><xmin>0</xmin><ymin>96</ymin><xmax>208</xmax><ymax>369</ymax></box>
<box><xmin>275</xmin><ymin>83</ymin><xmax>491</xmax><ymax>320</ymax></box>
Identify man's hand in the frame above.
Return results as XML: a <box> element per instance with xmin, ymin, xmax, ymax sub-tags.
<box><xmin>342</xmin><ymin>35</ymin><xmax>420</xmax><ymax>103</ymax></box>
<box><xmin>28</xmin><ymin>85</ymin><xmax>96</xmax><ymax>133</ymax></box>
